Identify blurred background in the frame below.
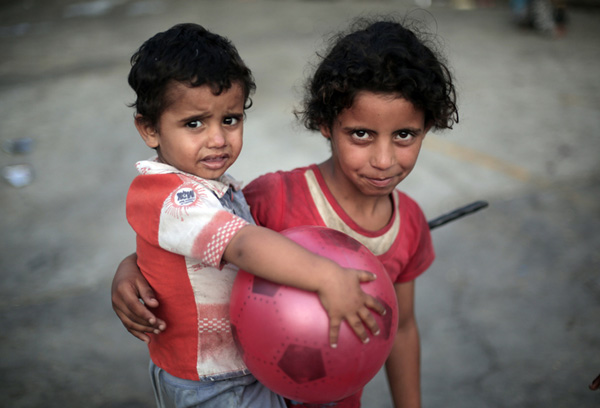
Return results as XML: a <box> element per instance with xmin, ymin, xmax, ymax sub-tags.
<box><xmin>0</xmin><ymin>0</ymin><xmax>599</xmax><ymax>407</ymax></box>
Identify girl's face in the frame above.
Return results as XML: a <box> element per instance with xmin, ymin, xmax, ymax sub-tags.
<box><xmin>136</xmin><ymin>82</ymin><xmax>244</xmax><ymax>180</ymax></box>
<box><xmin>321</xmin><ymin>91</ymin><xmax>429</xmax><ymax>200</ymax></box>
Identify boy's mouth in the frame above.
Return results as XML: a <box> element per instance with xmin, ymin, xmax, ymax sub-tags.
<box><xmin>201</xmin><ymin>154</ymin><xmax>229</xmax><ymax>169</ymax></box>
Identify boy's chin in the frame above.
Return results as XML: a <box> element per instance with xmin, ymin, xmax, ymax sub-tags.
<box><xmin>190</xmin><ymin>168</ymin><xmax>228</xmax><ymax>180</ymax></box>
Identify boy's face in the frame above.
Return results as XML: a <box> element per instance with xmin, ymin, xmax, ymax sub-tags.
<box><xmin>136</xmin><ymin>82</ymin><xmax>244</xmax><ymax>180</ymax></box>
<box><xmin>321</xmin><ymin>91</ymin><xmax>429</xmax><ymax>199</ymax></box>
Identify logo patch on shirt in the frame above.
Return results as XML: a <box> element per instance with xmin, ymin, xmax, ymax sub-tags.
<box><xmin>175</xmin><ymin>187</ymin><xmax>196</xmax><ymax>206</ymax></box>
<box><xmin>164</xmin><ymin>183</ymin><xmax>208</xmax><ymax>221</ymax></box>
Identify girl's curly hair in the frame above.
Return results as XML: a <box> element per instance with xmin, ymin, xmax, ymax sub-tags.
<box><xmin>296</xmin><ymin>17</ymin><xmax>458</xmax><ymax>132</ymax></box>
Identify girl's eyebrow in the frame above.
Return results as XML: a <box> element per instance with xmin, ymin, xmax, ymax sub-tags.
<box><xmin>343</xmin><ymin>126</ymin><xmax>376</xmax><ymax>133</ymax></box>
<box><xmin>398</xmin><ymin>126</ymin><xmax>424</xmax><ymax>133</ymax></box>
<box><xmin>343</xmin><ymin>125</ymin><xmax>424</xmax><ymax>134</ymax></box>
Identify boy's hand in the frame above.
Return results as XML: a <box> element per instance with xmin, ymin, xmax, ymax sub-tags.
<box><xmin>317</xmin><ymin>268</ymin><xmax>386</xmax><ymax>348</ymax></box>
<box><xmin>223</xmin><ymin>225</ymin><xmax>386</xmax><ymax>348</ymax></box>
<box><xmin>111</xmin><ymin>254</ymin><xmax>166</xmax><ymax>343</ymax></box>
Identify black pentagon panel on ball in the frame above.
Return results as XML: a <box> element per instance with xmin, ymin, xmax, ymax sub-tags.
<box><xmin>315</xmin><ymin>227</ymin><xmax>364</xmax><ymax>252</ymax></box>
<box><xmin>251</xmin><ymin>275</ymin><xmax>280</xmax><ymax>297</ymax></box>
<box><xmin>277</xmin><ymin>344</ymin><xmax>327</xmax><ymax>383</ymax></box>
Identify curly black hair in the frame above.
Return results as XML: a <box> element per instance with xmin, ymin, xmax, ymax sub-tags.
<box><xmin>128</xmin><ymin>23</ymin><xmax>256</xmax><ymax>127</ymax></box>
<box><xmin>297</xmin><ymin>17</ymin><xmax>458</xmax><ymax>132</ymax></box>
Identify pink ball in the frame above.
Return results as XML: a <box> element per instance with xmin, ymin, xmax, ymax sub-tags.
<box><xmin>230</xmin><ymin>226</ymin><xmax>398</xmax><ymax>403</ymax></box>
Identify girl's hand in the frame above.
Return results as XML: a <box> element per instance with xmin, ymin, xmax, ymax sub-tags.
<box><xmin>317</xmin><ymin>268</ymin><xmax>386</xmax><ymax>348</ymax></box>
<box><xmin>111</xmin><ymin>253</ymin><xmax>166</xmax><ymax>343</ymax></box>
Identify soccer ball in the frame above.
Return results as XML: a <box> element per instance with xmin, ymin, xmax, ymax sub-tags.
<box><xmin>230</xmin><ymin>226</ymin><xmax>398</xmax><ymax>403</ymax></box>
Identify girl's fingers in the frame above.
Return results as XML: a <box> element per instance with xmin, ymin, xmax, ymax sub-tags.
<box><xmin>114</xmin><ymin>309</ymin><xmax>156</xmax><ymax>343</ymax></box>
<box><xmin>115</xmin><ymin>307</ymin><xmax>150</xmax><ymax>331</ymax></box>
<box><xmin>138</xmin><ymin>284</ymin><xmax>159</xmax><ymax>308</ymax></box>
<box><xmin>129</xmin><ymin>329</ymin><xmax>152</xmax><ymax>344</ymax></box>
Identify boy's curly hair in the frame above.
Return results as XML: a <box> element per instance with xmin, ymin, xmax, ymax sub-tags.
<box><xmin>128</xmin><ymin>23</ymin><xmax>256</xmax><ymax>127</ymax></box>
<box><xmin>297</xmin><ymin>17</ymin><xmax>458</xmax><ymax>132</ymax></box>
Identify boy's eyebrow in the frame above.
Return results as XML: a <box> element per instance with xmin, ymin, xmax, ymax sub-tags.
<box><xmin>178</xmin><ymin>113</ymin><xmax>209</xmax><ymax>124</ymax></box>
<box><xmin>178</xmin><ymin>110</ymin><xmax>243</xmax><ymax>124</ymax></box>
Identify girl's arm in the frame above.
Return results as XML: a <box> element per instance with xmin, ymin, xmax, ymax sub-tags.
<box><xmin>385</xmin><ymin>280</ymin><xmax>421</xmax><ymax>408</ymax></box>
<box><xmin>111</xmin><ymin>253</ymin><xmax>166</xmax><ymax>343</ymax></box>
<box><xmin>224</xmin><ymin>224</ymin><xmax>385</xmax><ymax>347</ymax></box>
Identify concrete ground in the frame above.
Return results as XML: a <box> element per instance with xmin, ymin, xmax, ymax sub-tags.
<box><xmin>1</xmin><ymin>0</ymin><xmax>599</xmax><ymax>407</ymax></box>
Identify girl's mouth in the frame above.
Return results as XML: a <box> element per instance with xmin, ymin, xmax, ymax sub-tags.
<box><xmin>365</xmin><ymin>176</ymin><xmax>394</xmax><ymax>188</ymax></box>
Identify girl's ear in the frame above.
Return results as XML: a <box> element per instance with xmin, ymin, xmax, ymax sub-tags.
<box><xmin>319</xmin><ymin>125</ymin><xmax>332</xmax><ymax>140</ymax></box>
<box><xmin>423</xmin><ymin>121</ymin><xmax>433</xmax><ymax>138</ymax></box>
<box><xmin>135</xmin><ymin>115</ymin><xmax>160</xmax><ymax>149</ymax></box>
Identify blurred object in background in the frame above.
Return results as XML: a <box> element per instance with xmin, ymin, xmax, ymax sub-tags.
<box><xmin>2</xmin><ymin>137</ymin><xmax>34</xmax><ymax>155</ymax></box>
<box><xmin>2</xmin><ymin>137</ymin><xmax>35</xmax><ymax>187</ymax></box>
<box><xmin>511</xmin><ymin>0</ymin><xmax>568</xmax><ymax>37</ymax></box>
<box><xmin>590</xmin><ymin>373</ymin><xmax>600</xmax><ymax>391</ymax></box>
<box><xmin>2</xmin><ymin>163</ymin><xmax>34</xmax><ymax>187</ymax></box>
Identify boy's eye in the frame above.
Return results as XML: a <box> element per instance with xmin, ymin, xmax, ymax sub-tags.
<box><xmin>223</xmin><ymin>117</ymin><xmax>241</xmax><ymax>126</ymax></box>
<box><xmin>186</xmin><ymin>120</ymin><xmax>202</xmax><ymax>128</ymax></box>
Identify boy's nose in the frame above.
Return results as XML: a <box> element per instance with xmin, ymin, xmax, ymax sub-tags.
<box><xmin>207</xmin><ymin>127</ymin><xmax>227</xmax><ymax>148</ymax></box>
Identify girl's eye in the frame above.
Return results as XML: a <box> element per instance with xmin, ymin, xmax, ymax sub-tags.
<box><xmin>395</xmin><ymin>131</ymin><xmax>415</xmax><ymax>142</ymax></box>
<box><xmin>223</xmin><ymin>117</ymin><xmax>240</xmax><ymax>126</ymax></box>
<box><xmin>352</xmin><ymin>130</ymin><xmax>370</xmax><ymax>140</ymax></box>
<box><xmin>186</xmin><ymin>120</ymin><xmax>202</xmax><ymax>129</ymax></box>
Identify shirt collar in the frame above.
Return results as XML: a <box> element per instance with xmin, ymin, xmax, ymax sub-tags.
<box><xmin>135</xmin><ymin>157</ymin><xmax>243</xmax><ymax>198</ymax></box>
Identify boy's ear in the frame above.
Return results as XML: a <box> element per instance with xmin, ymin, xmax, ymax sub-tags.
<box><xmin>135</xmin><ymin>115</ymin><xmax>160</xmax><ymax>149</ymax></box>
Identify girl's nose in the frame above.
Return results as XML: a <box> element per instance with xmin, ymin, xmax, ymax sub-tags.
<box><xmin>371</xmin><ymin>140</ymin><xmax>395</xmax><ymax>170</ymax></box>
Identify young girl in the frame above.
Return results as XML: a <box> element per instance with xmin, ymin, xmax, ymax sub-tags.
<box><xmin>113</xmin><ymin>17</ymin><xmax>458</xmax><ymax>408</ymax></box>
